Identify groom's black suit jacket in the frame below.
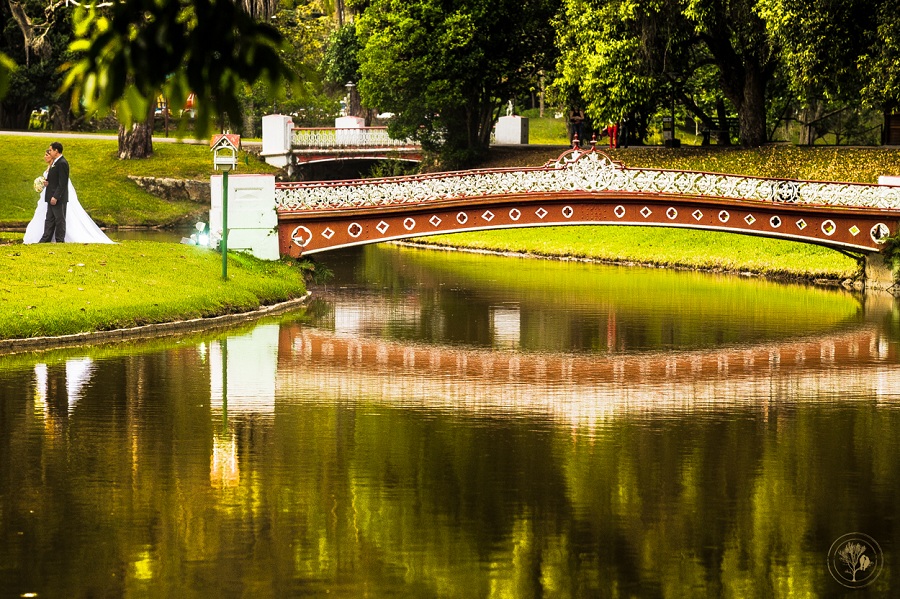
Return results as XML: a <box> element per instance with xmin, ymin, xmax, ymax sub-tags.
<box><xmin>46</xmin><ymin>155</ymin><xmax>69</xmax><ymax>204</ymax></box>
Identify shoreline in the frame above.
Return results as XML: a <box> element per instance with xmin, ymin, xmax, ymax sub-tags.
<box><xmin>0</xmin><ymin>293</ymin><xmax>310</xmax><ymax>356</ymax></box>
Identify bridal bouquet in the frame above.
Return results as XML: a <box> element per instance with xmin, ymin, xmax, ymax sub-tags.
<box><xmin>33</xmin><ymin>175</ymin><xmax>46</xmax><ymax>193</ymax></box>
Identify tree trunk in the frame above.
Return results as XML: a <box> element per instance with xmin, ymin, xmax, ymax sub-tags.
<box><xmin>118</xmin><ymin>109</ymin><xmax>155</xmax><ymax>159</ymax></box>
<box><xmin>347</xmin><ymin>84</ymin><xmax>362</xmax><ymax>118</ymax></box>
<box><xmin>715</xmin><ymin>99</ymin><xmax>731</xmax><ymax>146</ymax></box>
<box><xmin>799</xmin><ymin>102</ymin><xmax>825</xmax><ymax>145</ymax></box>
<box><xmin>736</xmin><ymin>68</ymin><xmax>767</xmax><ymax>146</ymax></box>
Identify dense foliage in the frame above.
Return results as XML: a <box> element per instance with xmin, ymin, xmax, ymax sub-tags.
<box><xmin>555</xmin><ymin>0</ymin><xmax>900</xmax><ymax>147</ymax></box>
<box><xmin>62</xmin><ymin>0</ymin><xmax>297</xmax><ymax>139</ymax></box>
<box><xmin>355</xmin><ymin>0</ymin><xmax>559</xmax><ymax>167</ymax></box>
<box><xmin>0</xmin><ymin>0</ymin><xmax>72</xmax><ymax>129</ymax></box>
<box><xmin>3</xmin><ymin>1</ymin><xmax>900</xmax><ymax>156</ymax></box>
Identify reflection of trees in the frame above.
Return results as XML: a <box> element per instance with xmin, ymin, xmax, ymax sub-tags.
<box><xmin>3</xmin><ymin>342</ymin><xmax>900</xmax><ymax>595</ymax></box>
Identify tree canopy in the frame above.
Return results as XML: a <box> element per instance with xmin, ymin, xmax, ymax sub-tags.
<box><xmin>60</xmin><ymin>0</ymin><xmax>298</xmax><ymax>139</ymax></box>
<box><xmin>3</xmin><ymin>0</ymin><xmax>900</xmax><ymax>152</ymax></box>
<box><xmin>355</xmin><ymin>0</ymin><xmax>559</xmax><ymax>167</ymax></box>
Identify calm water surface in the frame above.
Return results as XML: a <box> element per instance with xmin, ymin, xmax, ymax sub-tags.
<box><xmin>1</xmin><ymin>244</ymin><xmax>898</xmax><ymax>598</ymax></box>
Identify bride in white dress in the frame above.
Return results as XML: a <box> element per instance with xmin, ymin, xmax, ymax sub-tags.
<box><xmin>23</xmin><ymin>151</ymin><xmax>114</xmax><ymax>244</ymax></box>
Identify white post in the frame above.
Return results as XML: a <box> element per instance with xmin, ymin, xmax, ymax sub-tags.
<box><xmin>210</xmin><ymin>174</ymin><xmax>280</xmax><ymax>261</ymax></box>
<box><xmin>261</xmin><ymin>114</ymin><xmax>295</xmax><ymax>168</ymax></box>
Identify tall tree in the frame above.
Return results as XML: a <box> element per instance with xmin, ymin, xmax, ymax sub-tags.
<box><xmin>758</xmin><ymin>0</ymin><xmax>878</xmax><ymax>104</ymax></box>
<box><xmin>557</xmin><ymin>0</ymin><xmax>777</xmax><ymax>147</ymax></box>
<box><xmin>1</xmin><ymin>0</ymin><xmax>71</xmax><ymax>128</ymax></box>
<box><xmin>63</xmin><ymin>0</ymin><xmax>297</xmax><ymax>144</ymax></box>
<box><xmin>355</xmin><ymin>0</ymin><xmax>559</xmax><ymax>168</ymax></box>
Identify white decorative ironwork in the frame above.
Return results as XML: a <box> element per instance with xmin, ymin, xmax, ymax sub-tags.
<box><xmin>275</xmin><ymin>147</ymin><xmax>900</xmax><ymax>212</ymax></box>
<box><xmin>292</xmin><ymin>127</ymin><xmax>416</xmax><ymax>148</ymax></box>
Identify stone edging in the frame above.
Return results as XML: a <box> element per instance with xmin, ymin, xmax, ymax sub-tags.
<box><xmin>128</xmin><ymin>175</ymin><xmax>210</xmax><ymax>204</ymax></box>
<box><xmin>0</xmin><ymin>293</ymin><xmax>310</xmax><ymax>356</ymax></box>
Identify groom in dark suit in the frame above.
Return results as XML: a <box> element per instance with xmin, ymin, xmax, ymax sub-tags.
<box><xmin>40</xmin><ymin>141</ymin><xmax>69</xmax><ymax>243</ymax></box>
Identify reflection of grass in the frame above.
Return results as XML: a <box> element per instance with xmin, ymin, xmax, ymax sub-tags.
<box><xmin>419</xmin><ymin>226</ymin><xmax>859</xmax><ymax>281</ymax></box>
<box><xmin>383</xmin><ymin>244</ymin><xmax>864</xmax><ymax>343</ymax></box>
<box><xmin>0</xmin><ymin>241</ymin><xmax>306</xmax><ymax>340</ymax></box>
<box><xmin>0</xmin><ymin>309</ymin><xmax>308</xmax><ymax>370</ymax></box>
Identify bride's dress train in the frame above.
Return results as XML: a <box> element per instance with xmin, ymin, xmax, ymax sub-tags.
<box><xmin>23</xmin><ymin>180</ymin><xmax>114</xmax><ymax>244</ymax></box>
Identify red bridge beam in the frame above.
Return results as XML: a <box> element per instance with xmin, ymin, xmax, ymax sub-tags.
<box><xmin>278</xmin><ymin>191</ymin><xmax>899</xmax><ymax>257</ymax></box>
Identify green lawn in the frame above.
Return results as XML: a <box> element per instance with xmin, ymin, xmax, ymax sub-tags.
<box><xmin>0</xmin><ymin>241</ymin><xmax>307</xmax><ymax>340</ymax></box>
<box><xmin>419</xmin><ymin>226</ymin><xmax>860</xmax><ymax>281</ymax></box>
<box><xmin>1</xmin><ymin>135</ymin><xmax>274</xmax><ymax>228</ymax></box>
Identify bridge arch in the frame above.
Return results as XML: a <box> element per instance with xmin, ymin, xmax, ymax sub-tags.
<box><xmin>275</xmin><ymin>148</ymin><xmax>900</xmax><ymax>269</ymax></box>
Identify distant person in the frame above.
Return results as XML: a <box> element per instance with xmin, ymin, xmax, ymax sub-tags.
<box><xmin>25</xmin><ymin>144</ymin><xmax>114</xmax><ymax>244</ymax></box>
<box><xmin>619</xmin><ymin>116</ymin><xmax>629</xmax><ymax>148</ymax></box>
<box><xmin>39</xmin><ymin>142</ymin><xmax>69</xmax><ymax>243</ymax></box>
<box><xmin>569</xmin><ymin>107</ymin><xmax>586</xmax><ymax>146</ymax></box>
<box><xmin>607</xmin><ymin>123</ymin><xmax>618</xmax><ymax>149</ymax></box>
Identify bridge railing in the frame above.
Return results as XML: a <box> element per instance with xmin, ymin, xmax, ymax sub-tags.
<box><xmin>291</xmin><ymin>127</ymin><xmax>418</xmax><ymax>149</ymax></box>
<box><xmin>275</xmin><ymin>147</ymin><xmax>900</xmax><ymax>212</ymax></box>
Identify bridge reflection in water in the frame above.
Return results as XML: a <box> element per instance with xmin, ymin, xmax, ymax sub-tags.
<box><xmin>173</xmin><ymin>286</ymin><xmax>898</xmax><ymax>428</ymax></box>
<box><xmin>272</xmin><ymin>321</ymin><xmax>899</xmax><ymax>423</ymax></box>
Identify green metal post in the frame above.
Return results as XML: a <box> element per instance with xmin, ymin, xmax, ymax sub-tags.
<box><xmin>222</xmin><ymin>169</ymin><xmax>228</xmax><ymax>280</ymax></box>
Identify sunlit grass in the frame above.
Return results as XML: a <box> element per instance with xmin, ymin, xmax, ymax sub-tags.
<box><xmin>0</xmin><ymin>241</ymin><xmax>306</xmax><ymax>340</ymax></box>
<box><xmin>419</xmin><ymin>226</ymin><xmax>860</xmax><ymax>280</ymax></box>
<box><xmin>525</xmin><ymin>115</ymin><xmax>569</xmax><ymax>145</ymax></box>
<box><xmin>0</xmin><ymin>135</ymin><xmax>276</xmax><ymax>228</ymax></box>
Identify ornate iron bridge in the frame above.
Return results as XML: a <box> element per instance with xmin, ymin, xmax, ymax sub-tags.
<box><xmin>290</xmin><ymin>126</ymin><xmax>422</xmax><ymax>164</ymax></box>
<box><xmin>275</xmin><ymin>147</ymin><xmax>900</xmax><ymax>260</ymax></box>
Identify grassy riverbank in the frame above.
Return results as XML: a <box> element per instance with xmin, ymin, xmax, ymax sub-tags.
<box><xmin>418</xmin><ymin>144</ymin><xmax>900</xmax><ymax>281</ymax></box>
<box><xmin>416</xmin><ymin>226</ymin><xmax>860</xmax><ymax>281</ymax></box>
<box><xmin>0</xmin><ymin>241</ymin><xmax>307</xmax><ymax>340</ymax></box>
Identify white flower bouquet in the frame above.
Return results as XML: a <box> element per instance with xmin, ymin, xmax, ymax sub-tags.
<box><xmin>33</xmin><ymin>176</ymin><xmax>46</xmax><ymax>193</ymax></box>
